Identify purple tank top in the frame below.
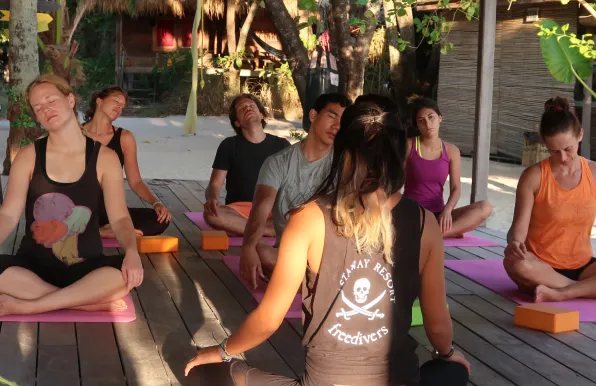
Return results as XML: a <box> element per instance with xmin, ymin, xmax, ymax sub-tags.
<box><xmin>403</xmin><ymin>137</ymin><xmax>450</xmax><ymax>213</ymax></box>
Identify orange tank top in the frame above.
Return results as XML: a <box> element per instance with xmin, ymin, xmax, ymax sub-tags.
<box><xmin>526</xmin><ymin>158</ymin><xmax>596</xmax><ymax>269</ymax></box>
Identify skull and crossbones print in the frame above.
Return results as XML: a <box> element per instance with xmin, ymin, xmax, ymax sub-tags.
<box><xmin>336</xmin><ymin>277</ymin><xmax>386</xmax><ymax>321</ymax></box>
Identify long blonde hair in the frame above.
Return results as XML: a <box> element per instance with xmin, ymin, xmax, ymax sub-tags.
<box><xmin>310</xmin><ymin>95</ymin><xmax>407</xmax><ymax>264</ymax></box>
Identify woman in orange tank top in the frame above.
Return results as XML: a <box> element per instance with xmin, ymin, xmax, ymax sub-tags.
<box><xmin>505</xmin><ymin>97</ymin><xmax>596</xmax><ymax>303</ymax></box>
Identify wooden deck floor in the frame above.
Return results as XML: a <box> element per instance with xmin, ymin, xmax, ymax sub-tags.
<box><xmin>0</xmin><ymin>178</ymin><xmax>594</xmax><ymax>385</ymax></box>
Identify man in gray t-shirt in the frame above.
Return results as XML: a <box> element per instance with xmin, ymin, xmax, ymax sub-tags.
<box><xmin>240</xmin><ymin>93</ymin><xmax>351</xmax><ymax>289</ymax></box>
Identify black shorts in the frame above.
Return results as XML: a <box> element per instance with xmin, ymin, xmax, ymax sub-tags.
<box><xmin>554</xmin><ymin>257</ymin><xmax>596</xmax><ymax>281</ymax></box>
<box><xmin>0</xmin><ymin>254</ymin><xmax>124</xmax><ymax>288</ymax></box>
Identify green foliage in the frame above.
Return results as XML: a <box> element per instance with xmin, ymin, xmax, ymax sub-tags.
<box><xmin>75</xmin><ymin>54</ymin><xmax>116</xmax><ymax>107</ymax></box>
<box><xmin>215</xmin><ymin>50</ymin><xmax>254</xmax><ymax>71</ymax></box>
<box><xmin>7</xmin><ymin>88</ymin><xmax>43</xmax><ymax>147</ymax></box>
<box><xmin>259</xmin><ymin>62</ymin><xmax>296</xmax><ymax>92</ymax></box>
<box><xmin>154</xmin><ymin>50</ymin><xmax>194</xmax><ymax>96</ymax></box>
<box><xmin>537</xmin><ymin>18</ymin><xmax>595</xmax><ymax>98</ymax></box>
<box><xmin>290</xmin><ymin>128</ymin><xmax>307</xmax><ymax>141</ymax></box>
<box><xmin>0</xmin><ymin>375</ymin><xmax>17</xmax><ymax>386</ymax></box>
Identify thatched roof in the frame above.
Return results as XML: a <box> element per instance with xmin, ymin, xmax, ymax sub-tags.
<box><xmin>87</xmin><ymin>0</ymin><xmax>224</xmax><ymax>18</ymax></box>
<box><xmin>88</xmin><ymin>0</ymin><xmax>297</xmax><ymax>20</ymax></box>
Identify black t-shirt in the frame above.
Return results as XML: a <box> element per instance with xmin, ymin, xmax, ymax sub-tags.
<box><xmin>213</xmin><ymin>133</ymin><xmax>290</xmax><ymax>204</ymax></box>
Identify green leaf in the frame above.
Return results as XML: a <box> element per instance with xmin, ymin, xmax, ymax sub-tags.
<box><xmin>297</xmin><ymin>22</ymin><xmax>310</xmax><ymax>30</ymax></box>
<box><xmin>562</xmin><ymin>23</ymin><xmax>569</xmax><ymax>33</ymax></box>
<box><xmin>364</xmin><ymin>9</ymin><xmax>375</xmax><ymax>18</ymax></box>
<box><xmin>561</xmin><ymin>0</ymin><xmax>571</xmax><ymax>4</ymax></box>
<box><xmin>398</xmin><ymin>8</ymin><xmax>406</xmax><ymax>16</ymax></box>
<box><xmin>538</xmin><ymin>19</ymin><xmax>592</xmax><ymax>84</ymax></box>
<box><xmin>361</xmin><ymin>25</ymin><xmax>367</xmax><ymax>34</ymax></box>
<box><xmin>235</xmin><ymin>58</ymin><xmax>242</xmax><ymax>68</ymax></box>
<box><xmin>308</xmin><ymin>15</ymin><xmax>317</xmax><ymax>24</ymax></box>
<box><xmin>259</xmin><ymin>0</ymin><xmax>265</xmax><ymax>7</ymax></box>
<box><xmin>298</xmin><ymin>0</ymin><xmax>313</xmax><ymax>11</ymax></box>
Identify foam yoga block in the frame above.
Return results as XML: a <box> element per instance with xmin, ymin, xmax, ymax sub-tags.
<box><xmin>412</xmin><ymin>299</ymin><xmax>423</xmax><ymax>326</ymax></box>
<box><xmin>202</xmin><ymin>230</ymin><xmax>229</xmax><ymax>250</ymax></box>
<box><xmin>514</xmin><ymin>304</ymin><xmax>579</xmax><ymax>333</ymax></box>
<box><xmin>136</xmin><ymin>236</ymin><xmax>179</xmax><ymax>253</ymax></box>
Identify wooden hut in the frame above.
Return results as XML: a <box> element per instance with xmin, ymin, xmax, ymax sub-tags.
<box><xmin>88</xmin><ymin>0</ymin><xmax>285</xmax><ymax>105</ymax></box>
<box><xmin>418</xmin><ymin>1</ymin><xmax>580</xmax><ymax>161</ymax></box>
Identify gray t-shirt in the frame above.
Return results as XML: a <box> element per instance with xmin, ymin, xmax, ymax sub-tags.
<box><xmin>257</xmin><ymin>141</ymin><xmax>333</xmax><ymax>244</ymax></box>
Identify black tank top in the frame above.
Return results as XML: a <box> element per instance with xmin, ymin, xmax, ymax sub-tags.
<box><xmin>106</xmin><ymin>126</ymin><xmax>124</xmax><ymax>167</ymax></box>
<box><xmin>301</xmin><ymin>197</ymin><xmax>422</xmax><ymax>385</ymax></box>
<box><xmin>17</xmin><ymin>136</ymin><xmax>104</xmax><ymax>264</ymax></box>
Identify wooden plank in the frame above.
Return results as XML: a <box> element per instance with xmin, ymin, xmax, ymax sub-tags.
<box><xmin>458</xmin><ymin>246</ymin><xmax>503</xmax><ymax>260</ymax></box>
<box><xmin>410</xmin><ymin>326</ymin><xmax>515</xmax><ymax>386</ymax></box>
<box><xmin>0</xmin><ymin>323</ymin><xmax>38</xmax><ymax>386</ymax></box>
<box><xmin>37</xmin><ymin>323</ymin><xmax>79</xmax><ymax>386</ymax></box>
<box><xmin>476</xmin><ymin>227</ymin><xmax>507</xmax><ymax>240</ymax></box>
<box><xmin>154</xmin><ymin>218</ymin><xmax>302</xmax><ymax>377</ymax></box>
<box><xmin>449</xmin><ymin>296</ymin><xmax>596</xmax><ymax>385</ymax></box>
<box><xmin>134</xmin><ymin>253</ymin><xmax>202</xmax><ymax>385</ymax></box>
<box><xmin>445</xmin><ymin>248</ymin><xmax>479</xmax><ymax>260</ymax></box>
<box><xmin>114</xmin><ymin>291</ymin><xmax>171</xmax><ymax>386</ymax></box>
<box><xmin>77</xmin><ymin>323</ymin><xmax>126</xmax><ymax>386</ymax></box>
<box><xmin>167</xmin><ymin>182</ymin><xmax>205</xmax><ymax>212</ymax></box>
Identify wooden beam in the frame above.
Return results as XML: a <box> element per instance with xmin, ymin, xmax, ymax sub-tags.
<box><xmin>471</xmin><ymin>0</ymin><xmax>497</xmax><ymax>203</ymax></box>
<box><xmin>416</xmin><ymin>0</ymin><xmax>559</xmax><ymax>11</ymax></box>
<box><xmin>581</xmin><ymin>64</ymin><xmax>593</xmax><ymax>158</ymax></box>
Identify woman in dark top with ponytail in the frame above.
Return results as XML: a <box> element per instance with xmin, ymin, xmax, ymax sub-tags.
<box><xmin>82</xmin><ymin>86</ymin><xmax>171</xmax><ymax>239</ymax></box>
<box><xmin>183</xmin><ymin>95</ymin><xmax>470</xmax><ymax>386</ymax></box>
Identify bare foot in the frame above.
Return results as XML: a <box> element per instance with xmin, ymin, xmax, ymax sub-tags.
<box><xmin>100</xmin><ymin>225</ymin><xmax>117</xmax><ymax>239</ymax></box>
<box><xmin>100</xmin><ymin>225</ymin><xmax>143</xmax><ymax>239</ymax></box>
<box><xmin>72</xmin><ymin>299</ymin><xmax>128</xmax><ymax>312</ymax></box>
<box><xmin>534</xmin><ymin>285</ymin><xmax>565</xmax><ymax>303</ymax></box>
<box><xmin>0</xmin><ymin>294</ymin><xmax>30</xmax><ymax>315</ymax></box>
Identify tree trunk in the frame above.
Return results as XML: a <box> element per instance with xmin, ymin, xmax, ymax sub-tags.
<box><xmin>3</xmin><ymin>0</ymin><xmax>42</xmax><ymax>175</ymax></box>
<box><xmin>263</xmin><ymin>0</ymin><xmax>309</xmax><ymax>106</ymax></box>
<box><xmin>225</xmin><ymin>0</ymin><xmax>239</xmax><ymax>103</ymax></box>
<box><xmin>237</xmin><ymin>1</ymin><xmax>259</xmax><ymax>52</ymax></box>
<box><xmin>384</xmin><ymin>1</ymin><xmax>416</xmax><ymax>110</ymax></box>
<box><xmin>65</xmin><ymin>1</ymin><xmax>91</xmax><ymax>46</ymax></box>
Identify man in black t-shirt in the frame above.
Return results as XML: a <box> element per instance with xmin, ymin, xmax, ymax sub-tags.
<box><xmin>204</xmin><ymin>94</ymin><xmax>290</xmax><ymax>236</ymax></box>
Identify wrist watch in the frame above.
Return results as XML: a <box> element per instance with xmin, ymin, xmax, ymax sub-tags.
<box><xmin>218</xmin><ymin>338</ymin><xmax>233</xmax><ymax>362</ymax></box>
<box><xmin>433</xmin><ymin>346</ymin><xmax>455</xmax><ymax>359</ymax></box>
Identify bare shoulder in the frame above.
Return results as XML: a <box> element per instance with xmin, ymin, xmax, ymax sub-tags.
<box><xmin>444</xmin><ymin>142</ymin><xmax>460</xmax><ymax>158</ymax></box>
<box><xmin>12</xmin><ymin>143</ymin><xmax>36</xmax><ymax>170</ymax></box>
<box><xmin>519</xmin><ymin>162</ymin><xmax>542</xmax><ymax>191</ymax></box>
<box><xmin>98</xmin><ymin>145</ymin><xmax>121</xmax><ymax>167</ymax></box>
<box><xmin>290</xmin><ymin>201</ymin><xmax>324</xmax><ymax>227</ymax></box>
<box><xmin>587</xmin><ymin>158</ymin><xmax>596</xmax><ymax>175</ymax></box>
<box><xmin>119</xmin><ymin>129</ymin><xmax>136</xmax><ymax>147</ymax></box>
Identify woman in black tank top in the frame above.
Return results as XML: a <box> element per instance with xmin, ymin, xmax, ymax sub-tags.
<box><xmin>0</xmin><ymin>74</ymin><xmax>143</xmax><ymax>316</ymax></box>
<box><xmin>81</xmin><ymin>86</ymin><xmax>171</xmax><ymax>239</ymax></box>
<box><xmin>185</xmin><ymin>96</ymin><xmax>470</xmax><ymax>385</ymax></box>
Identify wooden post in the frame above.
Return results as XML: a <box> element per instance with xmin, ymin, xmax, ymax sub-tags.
<box><xmin>115</xmin><ymin>14</ymin><xmax>123</xmax><ymax>87</ymax></box>
<box><xmin>581</xmin><ymin>29</ymin><xmax>594</xmax><ymax>159</ymax></box>
<box><xmin>581</xmin><ymin>72</ymin><xmax>592</xmax><ymax>159</ymax></box>
<box><xmin>471</xmin><ymin>1</ymin><xmax>497</xmax><ymax>203</ymax></box>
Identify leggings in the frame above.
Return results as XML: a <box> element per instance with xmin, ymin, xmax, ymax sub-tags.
<box><xmin>100</xmin><ymin>207</ymin><xmax>169</xmax><ymax>236</ymax></box>
<box><xmin>198</xmin><ymin>359</ymin><xmax>469</xmax><ymax>386</ymax></box>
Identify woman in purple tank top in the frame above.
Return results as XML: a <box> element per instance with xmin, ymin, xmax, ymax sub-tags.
<box><xmin>404</xmin><ymin>96</ymin><xmax>492</xmax><ymax>239</ymax></box>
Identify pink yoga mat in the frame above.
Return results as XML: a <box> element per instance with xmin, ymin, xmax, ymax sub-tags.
<box><xmin>0</xmin><ymin>294</ymin><xmax>136</xmax><ymax>323</ymax></box>
<box><xmin>222</xmin><ymin>255</ymin><xmax>301</xmax><ymax>319</ymax></box>
<box><xmin>102</xmin><ymin>238</ymin><xmax>121</xmax><ymax>248</ymax></box>
<box><xmin>445</xmin><ymin>259</ymin><xmax>596</xmax><ymax>321</ymax></box>
<box><xmin>185</xmin><ymin>212</ymin><xmax>276</xmax><ymax>247</ymax></box>
<box><xmin>444</xmin><ymin>234</ymin><xmax>500</xmax><ymax>247</ymax></box>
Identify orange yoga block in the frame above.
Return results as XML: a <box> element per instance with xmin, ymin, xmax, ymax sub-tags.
<box><xmin>136</xmin><ymin>236</ymin><xmax>179</xmax><ymax>253</ymax></box>
<box><xmin>514</xmin><ymin>303</ymin><xmax>579</xmax><ymax>333</ymax></box>
<box><xmin>201</xmin><ymin>230</ymin><xmax>229</xmax><ymax>250</ymax></box>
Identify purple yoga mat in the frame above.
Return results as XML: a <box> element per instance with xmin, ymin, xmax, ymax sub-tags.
<box><xmin>444</xmin><ymin>234</ymin><xmax>500</xmax><ymax>247</ymax></box>
<box><xmin>0</xmin><ymin>294</ymin><xmax>136</xmax><ymax>323</ymax></box>
<box><xmin>185</xmin><ymin>212</ymin><xmax>276</xmax><ymax>247</ymax></box>
<box><xmin>445</xmin><ymin>259</ymin><xmax>596</xmax><ymax>321</ymax></box>
<box><xmin>102</xmin><ymin>238</ymin><xmax>121</xmax><ymax>248</ymax></box>
<box><xmin>222</xmin><ymin>255</ymin><xmax>301</xmax><ymax>319</ymax></box>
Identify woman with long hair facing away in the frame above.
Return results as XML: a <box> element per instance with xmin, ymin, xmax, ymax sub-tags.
<box><xmin>82</xmin><ymin>86</ymin><xmax>171</xmax><ymax>239</ymax></box>
<box><xmin>0</xmin><ymin>74</ymin><xmax>143</xmax><ymax>315</ymax></box>
<box><xmin>183</xmin><ymin>95</ymin><xmax>470</xmax><ymax>386</ymax></box>
<box><xmin>404</xmin><ymin>96</ymin><xmax>492</xmax><ymax>238</ymax></box>
<box><xmin>505</xmin><ymin>97</ymin><xmax>596</xmax><ymax>302</ymax></box>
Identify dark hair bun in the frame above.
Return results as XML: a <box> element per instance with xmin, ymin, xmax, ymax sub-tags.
<box><xmin>544</xmin><ymin>97</ymin><xmax>570</xmax><ymax>113</ymax></box>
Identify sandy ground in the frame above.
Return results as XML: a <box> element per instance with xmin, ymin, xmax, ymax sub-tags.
<box><xmin>0</xmin><ymin>116</ymin><xmax>522</xmax><ymax>233</ymax></box>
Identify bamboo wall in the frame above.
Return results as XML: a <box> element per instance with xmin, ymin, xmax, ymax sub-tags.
<box><xmin>437</xmin><ymin>4</ymin><xmax>578</xmax><ymax>159</ymax></box>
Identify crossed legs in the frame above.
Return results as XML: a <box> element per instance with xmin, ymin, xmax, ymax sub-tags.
<box><xmin>204</xmin><ymin>206</ymin><xmax>276</xmax><ymax>237</ymax></box>
<box><xmin>504</xmin><ymin>252</ymin><xmax>596</xmax><ymax>302</ymax></box>
<box><xmin>0</xmin><ymin>266</ymin><xmax>129</xmax><ymax>315</ymax></box>
<box><xmin>443</xmin><ymin>200</ymin><xmax>492</xmax><ymax>239</ymax></box>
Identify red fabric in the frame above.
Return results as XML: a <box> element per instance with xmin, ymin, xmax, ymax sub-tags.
<box><xmin>182</xmin><ymin>19</ymin><xmax>195</xmax><ymax>47</ymax></box>
<box><xmin>156</xmin><ymin>20</ymin><xmax>175</xmax><ymax>48</ymax></box>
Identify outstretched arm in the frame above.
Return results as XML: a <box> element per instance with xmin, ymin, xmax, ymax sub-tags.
<box><xmin>185</xmin><ymin>201</ymin><xmax>320</xmax><ymax>374</ymax></box>
<box><xmin>99</xmin><ymin>147</ymin><xmax>143</xmax><ymax>290</ymax></box>
<box><xmin>0</xmin><ymin>145</ymin><xmax>34</xmax><ymax>245</ymax></box>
